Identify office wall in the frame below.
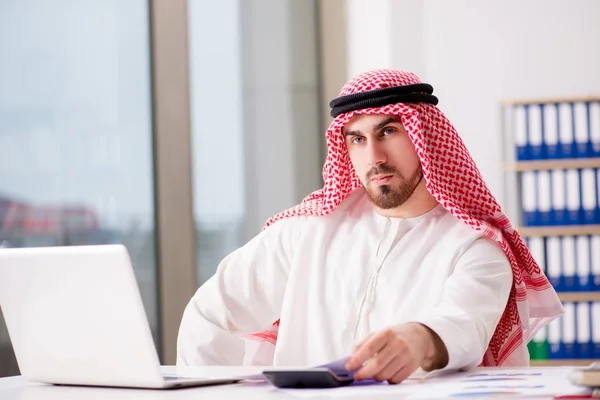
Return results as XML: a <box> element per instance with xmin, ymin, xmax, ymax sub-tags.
<box><xmin>345</xmin><ymin>0</ymin><xmax>600</xmax><ymax>207</ymax></box>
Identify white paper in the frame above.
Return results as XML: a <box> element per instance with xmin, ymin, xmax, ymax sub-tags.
<box><xmin>281</xmin><ymin>367</ymin><xmax>590</xmax><ymax>399</ymax></box>
<box><xmin>404</xmin><ymin>367</ymin><xmax>590</xmax><ymax>400</ymax></box>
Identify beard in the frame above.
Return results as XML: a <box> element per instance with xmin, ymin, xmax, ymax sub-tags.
<box><xmin>364</xmin><ymin>164</ymin><xmax>423</xmax><ymax>209</ymax></box>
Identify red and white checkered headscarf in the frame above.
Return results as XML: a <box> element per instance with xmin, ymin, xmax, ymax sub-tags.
<box><xmin>245</xmin><ymin>69</ymin><xmax>563</xmax><ymax>367</ymax></box>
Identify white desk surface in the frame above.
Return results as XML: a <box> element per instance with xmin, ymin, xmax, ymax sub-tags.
<box><xmin>0</xmin><ymin>365</ymin><xmax>589</xmax><ymax>400</ymax></box>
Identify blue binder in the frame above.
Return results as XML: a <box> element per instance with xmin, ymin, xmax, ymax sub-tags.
<box><xmin>514</xmin><ymin>105</ymin><xmax>530</xmax><ymax>160</ymax></box>
<box><xmin>543</xmin><ymin>103</ymin><xmax>560</xmax><ymax>159</ymax></box>
<box><xmin>566</xmin><ymin>169</ymin><xmax>582</xmax><ymax>224</ymax></box>
<box><xmin>582</xmin><ymin>169</ymin><xmax>599</xmax><ymax>224</ymax></box>
<box><xmin>563</xmin><ymin>302</ymin><xmax>576</xmax><ymax>359</ymax></box>
<box><xmin>538</xmin><ymin>170</ymin><xmax>552</xmax><ymax>225</ymax></box>
<box><xmin>548</xmin><ymin>315</ymin><xmax>563</xmax><ymax>359</ymax></box>
<box><xmin>574</xmin><ymin>102</ymin><xmax>592</xmax><ymax>158</ymax></box>
<box><xmin>592</xmin><ymin>235</ymin><xmax>600</xmax><ymax>291</ymax></box>
<box><xmin>551</xmin><ymin>169</ymin><xmax>567</xmax><ymax>225</ymax></box>
<box><xmin>595</xmin><ymin>169</ymin><xmax>600</xmax><ymax>223</ymax></box>
<box><xmin>591</xmin><ymin>102</ymin><xmax>600</xmax><ymax>157</ymax></box>
<box><xmin>528</xmin><ymin>104</ymin><xmax>544</xmax><ymax>160</ymax></box>
<box><xmin>562</xmin><ymin>236</ymin><xmax>578</xmax><ymax>291</ymax></box>
<box><xmin>528</xmin><ymin>237</ymin><xmax>545</xmax><ymax>272</ymax></box>
<box><xmin>593</xmin><ymin>302</ymin><xmax>600</xmax><ymax>358</ymax></box>
<box><xmin>521</xmin><ymin>171</ymin><xmax>538</xmax><ymax>226</ymax></box>
<box><xmin>546</xmin><ymin>236</ymin><xmax>562</xmax><ymax>291</ymax></box>
<box><xmin>558</xmin><ymin>103</ymin><xmax>576</xmax><ymax>159</ymax></box>
<box><xmin>576</xmin><ymin>236</ymin><xmax>592</xmax><ymax>292</ymax></box>
<box><xmin>576</xmin><ymin>302</ymin><xmax>593</xmax><ymax>359</ymax></box>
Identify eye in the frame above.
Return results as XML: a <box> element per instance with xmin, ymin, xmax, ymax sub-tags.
<box><xmin>382</xmin><ymin>127</ymin><xmax>396</xmax><ymax>136</ymax></box>
<box><xmin>350</xmin><ymin>136</ymin><xmax>364</xmax><ymax>144</ymax></box>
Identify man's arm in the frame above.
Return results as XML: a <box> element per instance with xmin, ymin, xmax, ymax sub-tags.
<box><xmin>347</xmin><ymin>236</ymin><xmax>512</xmax><ymax>383</ymax></box>
<box><xmin>176</xmin><ymin>218</ymin><xmax>299</xmax><ymax>366</ymax></box>
<box><xmin>412</xmin><ymin>236</ymin><xmax>513</xmax><ymax>371</ymax></box>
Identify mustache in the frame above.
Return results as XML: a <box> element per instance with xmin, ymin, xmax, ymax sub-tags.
<box><xmin>366</xmin><ymin>165</ymin><xmax>397</xmax><ymax>180</ymax></box>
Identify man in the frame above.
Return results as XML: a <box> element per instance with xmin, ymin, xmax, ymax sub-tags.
<box><xmin>177</xmin><ymin>69</ymin><xmax>563</xmax><ymax>384</ymax></box>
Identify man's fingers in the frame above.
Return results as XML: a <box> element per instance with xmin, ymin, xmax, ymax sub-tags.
<box><xmin>371</xmin><ymin>355</ymin><xmax>404</xmax><ymax>382</ymax></box>
<box><xmin>353</xmin><ymin>347</ymin><xmax>396</xmax><ymax>380</ymax></box>
<box><xmin>364</xmin><ymin>340</ymin><xmax>411</xmax><ymax>382</ymax></box>
<box><xmin>388</xmin><ymin>358</ymin><xmax>420</xmax><ymax>385</ymax></box>
<box><xmin>345</xmin><ymin>330</ymin><xmax>393</xmax><ymax>371</ymax></box>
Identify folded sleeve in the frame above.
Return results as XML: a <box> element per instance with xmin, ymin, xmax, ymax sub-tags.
<box><xmin>176</xmin><ymin>218</ymin><xmax>300</xmax><ymax>366</ymax></box>
<box><xmin>412</xmin><ymin>237</ymin><xmax>513</xmax><ymax>371</ymax></box>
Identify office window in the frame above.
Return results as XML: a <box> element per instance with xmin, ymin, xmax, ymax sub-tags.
<box><xmin>188</xmin><ymin>0</ymin><xmax>323</xmax><ymax>285</ymax></box>
<box><xmin>0</xmin><ymin>1</ymin><xmax>157</xmax><ymax>377</ymax></box>
<box><xmin>188</xmin><ymin>0</ymin><xmax>246</xmax><ymax>284</ymax></box>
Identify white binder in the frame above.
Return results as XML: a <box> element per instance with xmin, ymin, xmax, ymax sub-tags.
<box><xmin>566</xmin><ymin>169</ymin><xmax>581</xmax><ymax>224</ymax></box>
<box><xmin>592</xmin><ymin>235</ymin><xmax>600</xmax><ymax>289</ymax></box>
<box><xmin>521</xmin><ymin>171</ymin><xmax>538</xmax><ymax>225</ymax></box>
<box><xmin>546</xmin><ymin>236</ymin><xmax>562</xmax><ymax>290</ymax></box>
<box><xmin>528</xmin><ymin>237</ymin><xmax>545</xmax><ymax>272</ymax></box>
<box><xmin>563</xmin><ymin>302</ymin><xmax>576</xmax><ymax>357</ymax></box>
<box><xmin>597</xmin><ymin>168</ymin><xmax>600</xmax><ymax>216</ymax></box>
<box><xmin>590</xmin><ymin>102</ymin><xmax>600</xmax><ymax>155</ymax></box>
<box><xmin>551</xmin><ymin>169</ymin><xmax>566</xmax><ymax>224</ymax></box>
<box><xmin>514</xmin><ymin>105</ymin><xmax>528</xmax><ymax>159</ymax></box>
<box><xmin>581</xmin><ymin>169</ymin><xmax>597</xmax><ymax>223</ymax></box>
<box><xmin>559</xmin><ymin>103</ymin><xmax>575</xmax><ymax>158</ymax></box>
<box><xmin>577</xmin><ymin>302</ymin><xmax>592</xmax><ymax>357</ymax></box>
<box><xmin>562</xmin><ymin>236</ymin><xmax>577</xmax><ymax>290</ymax></box>
<box><xmin>543</xmin><ymin>103</ymin><xmax>559</xmax><ymax>158</ymax></box>
<box><xmin>592</xmin><ymin>302</ymin><xmax>600</xmax><ymax>357</ymax></box>
<box><xmin>576</xmin><ymin>236</ymin><xmax>591</xmax><ymax>290</ymax></box>
<box><xmin>548</xmin><ymin>315</ymin><xmax>562</xmax><ymax>358</ymax></box>
<box><xmin>574</xmin><ymin>102</ymin><xmax>590</xmax><ymax>156</ymax></box>
<box><xmin>538</xmin><ymin>170</ymin><xmax>551</xmax><ymax>225</ymax></box>
<box><xmin>529</xmin><ymin>104</ymin><xmax>543</xmax><ymax>159</ymax></box>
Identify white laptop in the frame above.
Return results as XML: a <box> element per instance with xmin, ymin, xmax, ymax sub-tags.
<box><xmin>0</xmin><ymin>244</ymin><xmax>240</xmax><ymax>389</ymax></box>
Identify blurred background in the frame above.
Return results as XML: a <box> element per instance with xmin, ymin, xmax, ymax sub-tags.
<box><xmin>1</xmin><ymin>0</ymin><xmax>599</xmax><ymax>377</ymax></box>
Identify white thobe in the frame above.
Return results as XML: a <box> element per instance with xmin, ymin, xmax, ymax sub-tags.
<box><xmin>177</xmin><ymin>188</ymin><xmax>514</xmax><ymax>371</ymax></box>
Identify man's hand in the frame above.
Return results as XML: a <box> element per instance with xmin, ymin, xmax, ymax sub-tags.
<box><xmin>344</xmin><ymin>323</ymin><xmax>448</xmax><ymax>384</ymax></box>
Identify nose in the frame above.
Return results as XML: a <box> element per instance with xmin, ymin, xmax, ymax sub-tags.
<box><xmin>366</xmin><ymin>142</ymin><xmax>386</xmax><ymax>167</ymax></box>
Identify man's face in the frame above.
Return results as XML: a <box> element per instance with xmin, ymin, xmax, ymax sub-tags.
<box><xmin>342</xmin><ymin>114</ymin><xmax>423</xmax><ymax>210</ymax></box>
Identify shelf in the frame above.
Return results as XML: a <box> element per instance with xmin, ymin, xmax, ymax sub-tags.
<box><xmin>505</xmin><ymin>158</ymin><xmax>600</xmax><ymax>172</ymax></box>
<box><xmin>502</xmin><ymin>96</ymin><xmax>600</xmax><ymax>106</ymax></box>
<box><xmin>518</xmin><ymin>225</ymin><xmax>600</xmax><ymax>237</ymax></box>
<box><xmin>530</xmin><ymin>359</ymin><xmax>597</xmax><ymax>367</ymax></box>
<box><xmin>558</xmin><ymin>292</ymin><xmax>600</xmax><ymax>302</ymax></box>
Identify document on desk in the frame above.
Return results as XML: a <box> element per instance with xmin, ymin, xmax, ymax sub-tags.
<box><xmin>277</xmin><ymin>366</ymin><xmax>592</xmax><ymax>399</ymax></box>
<box><xmin>404</xmin><ymin>367</ymin><xmax>591</xmax><ymax>399</ymax></box>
